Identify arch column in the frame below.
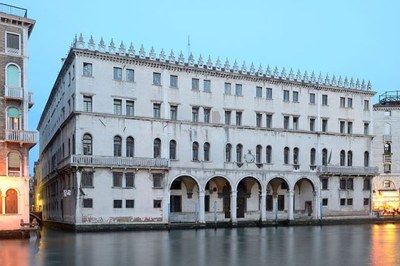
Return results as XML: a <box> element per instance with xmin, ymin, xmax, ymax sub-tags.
<box><xmin>287</xmin><ymin>190</ymin><xmax>294</xmax><ymax>220</ymax></box>
<box><xmin>313</xmin><ymin>191</ymin><xmax>319</xmax><ymax>219</ymax></box>
<box><xmin>230</xmin><ymin>190</ymin><xmax>237</xmax><ymax>224</ymax></box>
<box><xmin>2</xmin><ymin>195</ymin><xmax>5</xmax><ymax>215</ymax></box>
<box><xmin>199</xmin><ymin>190</ymin><xmax>205</xmax><ymax>223</ymax></box>
<box><xmin>260</xmin><ymin>190</ymin><xmax>267</xmax><ymax>222</ymax></box>
<box><xmin>273</xmin><ymin>195</ymin><xmax>278</xmax><ymax>219</ymax></box>
<box><xmin>162</xmin><ymin>187</ymin><xmax>170</xmax><ymax>224</ymax></box>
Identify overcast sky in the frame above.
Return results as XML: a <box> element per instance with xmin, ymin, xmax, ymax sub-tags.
<box><xmin>6</xmin><ymin>0</ymin><xmax>399</xmax><ymax>174</ymax></box>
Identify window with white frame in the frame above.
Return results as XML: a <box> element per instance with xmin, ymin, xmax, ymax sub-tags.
<box><xmin>170</xmin><ymin>105</ymin><xmax>178</xmax><ymax>120</ymax></box>
<box><xmin>113</xmin><ymin>67</ymin><xmax>122</xmax><ymax>80</ymax></box>
<box><xmin>293</xmin><ymin>91</ymin><xmax>299</xmax><ymax>102</ymax></box>
<box><xmin>236</xmin><ymin>111</ymin><xmax>242</xmax><ymax>126</ymax></box>
<box><xmin>204</xmin><ymin>80</ymin><xmax>211</xmax><ymax>92</ymax></box>
<box><xmin>153</xmin><ymin>173</ymin><xmax>163</xmax><ymax>188</ymax></box>
<box><xmin>204</xmin><ymin>108</ymin><xmax>211</xmax><ymax>123</ymax></box>
<box><xmin>283</xmin><ymin>90</ymin><xmax>290</xmax><ymax>102</ymax></box>
<box><xmin>364</xmin><ymin>100</ymin><xmax>369</xmax><ymax>111</ymax></box>
<box><xmin>192</xmin><ymin>78</ymin><xmax>199</xmax><ymax>90</ymax></box>
<box><xmin>126</xmin><ymin>69</ymin><xmax>134</xmax><ymax>82</ymax></box>
<box><xmin>114</xmin><ymin>99</ymin><xmax>122</xmax><ymax>115</ymax></box>
<box><xmin>340</xmin><ymin>97</ymin><xmax>345</xmax><ymax>108</ymax></box>
<box><xmin>83</xmin><ymin>96</ymin><xmax>92</xmax><ymax>112</ymax></box>
<box><xmin>266</xmin><ymin>88</ymin><xmax>273</xmax><ymax>99</ymax></box>
<box><xmin>266</xmin><ymin>114</ymin><xmax>272</xmax><ymax>129</ymax></box>
<box><xmin>153</xmin><ymin>103</ymin><xmax>161</xmax><ymax>118</ymax></box>
<box><xmin>256</xmin><ymin>113</ymin><xmax>262</xmax><ymax>127</ymax></box>
<box><xmin>113</xmin><ymin>172</ymin><xmax>123</xmax><ymax>187</ymax></box>
<box><xmin>125</xmin><ymin>173</ymin><xmax>135</xmax><ymax>188</ymax></box>
<box><xmin>347</xmin><ymin>98</ymin><xmax>353</xmax><ymax>108</ymax></box>
<box><xmin>83</xmin><ymin>63</ymin><xmax>92</xmax><ymax>77</ymax></box>
<box><xmin>309</xmin><ymin>93</ymin><xmax>315</xmax><ymax>104</ymax></box>
<box><xmin>256</xmin><ymin>86</ymin><xmax>262</xmax><ymax>98</ymax></box>
<box><xmin>170</xmin><ymin>75</ymin><xmax>178</xmax><ymax>88</ymax></box>
<box><xmin>153</xmin><ymin>72</ymin><xmax>161</xmax><ymax>85</ymax></box>
<box><xmin>235</xmin><ymin>84</ymin><xmax>242</xmax><ymax>96</ymax></box>
<box><xmin>126</xmin><ymin>100</ymin><xmax>134</xmax><ymax>116</ymax></box>
<box><xmin>6</xmin><ymin>32</ymin><xmax>20</xmax><ymax>54</ymax></box>
<box><xmin>322</xmin><ymin>94</ymin><xmax>328</xmax><ymax>105</ymax></box>
<box><xmin>192</xmin><ymin>107</ymin><xmax>199</xmax><ymax>122</ymax></box>
<box><xmin>81</xmin><ymin>171</ymin><xmax>94</xmax><ymax>187</ymax></box>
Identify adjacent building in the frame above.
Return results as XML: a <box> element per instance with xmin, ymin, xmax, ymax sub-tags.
<box><xmin>36</xmin><ymin>34</ymin><xmax>378</xmax><ymax>229</ymax></box>
<box><xmin>372</xmin><ymin>91</ymin><xmax>400</xmax><ymax>213</ymax></box>
<box><xmin>0</xmin><ymin>4</ymin><xmax>36</xmax><ymax>231</ymax></box>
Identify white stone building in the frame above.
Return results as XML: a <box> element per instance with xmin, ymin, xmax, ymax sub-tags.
<box><xmin>36</xmin><ymin>34</ymin><xmax>378</xmax><ymax>228</ymax></box>
<box><xmin>372</xmin><ymin>92</ymin><xmax>400</xmax><ymax>213</ymax></box>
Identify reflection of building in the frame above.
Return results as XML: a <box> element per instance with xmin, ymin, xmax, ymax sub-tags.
<box><xmin>36</xmin><ymin>35</ymin><xmax>377</xmax><ymax>228</ymax></box>
<box><xmin>0</xmin><ymin>5</ymin><xmax>36</xmax><ymax>231</ymax></box>
<box><xmin>372</xmin><ymin>91</ymin><xmax>400</xmax><ymax>213</ymax></box>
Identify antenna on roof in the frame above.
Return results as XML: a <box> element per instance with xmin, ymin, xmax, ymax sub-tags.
<box><xmin>187</xmin><ymin>35</ymin><xmax>191</xmax><ymax>58</ymax></box>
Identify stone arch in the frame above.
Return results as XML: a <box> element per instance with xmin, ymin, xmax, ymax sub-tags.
<box><xmin>266</xmin><ymin>177</ymin><xmax>290</xmax><ymax>218</ymax></box>
<box><xmin>205</xmin><ymin>175</ymin><xmax>233</xmax><ymax>220</ymax></box>
<box><xmin>236</xmin><ymin>176</ymin><xmax>262</xmax><ymax>219</ymax></box>
<box><xmin>293</xmin><ymin>177</ymin><xmax>316</xmax><ymax>218</ymax></box>
<box><xmin>5</xmin><ymin>188</ymin><xmax>18</xmax><ymax>214</ymax></box>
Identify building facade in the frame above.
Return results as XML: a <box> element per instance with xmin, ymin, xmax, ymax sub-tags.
<box><xmin>372</xmin><ymin>91</ymin><xmax>400</xmax><ymax>213</ymax></box>
<box><xmin>36</xmin><ymin>35</ymin><xmax>377</xmax><ymax>228</ymax></box>
<box><xmin>0</xmin><ymin>5</ymin><xmax>35</xmax><ymax>230</ymax></box>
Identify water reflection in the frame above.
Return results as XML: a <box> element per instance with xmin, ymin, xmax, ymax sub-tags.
<box><xmin>1</xmin><ymin>224</ymin><xmax>400</xmax><ymax>266</ymax></box>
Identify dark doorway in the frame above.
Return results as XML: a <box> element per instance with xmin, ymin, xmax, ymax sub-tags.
<box><xmin>237</xmin><ymin>182</ymin><xmax>246</xmax><ymax>218</ymax></box>
<box><xmin>170</xmin><ymin>195</ymin><xmax>182</xmax><ymax>212</ymax></box>
<box><xmin>223</xmin><ymin>185</ymin><xmax>231</xmax><ymax>218</ymax></box>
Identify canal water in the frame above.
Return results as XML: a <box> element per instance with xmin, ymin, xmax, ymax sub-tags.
<box><xmin>1</xmin><ymin>223</ymin><xmax>400</xmax><ymax>266</ymax></box>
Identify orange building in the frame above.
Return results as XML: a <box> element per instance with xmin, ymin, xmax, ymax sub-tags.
<box><xmin>0</xmin><ymin>4</ymin><xmax>35</xmax><ymax>231</ymax></box>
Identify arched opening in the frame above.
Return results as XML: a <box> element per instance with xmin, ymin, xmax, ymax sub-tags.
<box><xmin>294</xmin><ymin>178</ymin><xmax>316</xmax><ymax>218</ymax></box>
<box><xmin>266</xmin><ymin>177</ymin><xmax>289</xmax><ymax>219</ymax></box>
<box><xmin>113</xmin><ymin>135</ymin><xmax>122</xmax><ymax>157</ymax></box>
<box><xmin>169</xmin><ymin>140</ymin><xmax>176</xmax><ymax>159</ymax></box>
<box><xmin>205</xmin><ymin>176</ymin><xmax>232</xmax><ymax>220</ymax></box>
<box><xmin>82</xmin><ymin>133</ymin><xmax>92</xmax><ymax>155</ymax></box>
<box><xmin>237</xmin><ymin>177</ymin><xmax>261</xmax><ymax>219</ymax></box>
<box><xmin>5</xmin><ymin>189</ymin><xmax>18</xmax><ymax>214</ymax></box>
<box><xmin>153</xmin><ymin>138</ymin><xmax>161</xmax><ymax>158</ymax></box>
<box><xmin>169</xmin><ymin>176</ymin><xmax>200</xmax><ymax>222</ymax></box>
<box><xmin>6</xmin><ymin>64</ymin><xmax>21</xmax><ymax>88</ymax></box>
<box><xmin>7</xmin><ymin>107</ymin><xmax>20</xmax><ymax>130</ymax></box>
<box><xmin>126</xmin><ymin>137</ymin><xmax>134</xmax><ymax>157</ymax></box>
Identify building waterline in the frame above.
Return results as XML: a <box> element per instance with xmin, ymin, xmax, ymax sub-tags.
<box><xmin>2</xmin><ymin>223</ymin><xmax>400</xmax><ymax>266</ymax></box>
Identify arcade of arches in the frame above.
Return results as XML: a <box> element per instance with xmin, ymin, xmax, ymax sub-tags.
<box><xmin>168</xmin><ymin>175</ymin><xmax>317</xmax><ymax>223</ymax></box>
<box><xmin>0</xmin><ymin>189</ymin><xmax>18</xmax><ymax>214</ymax></box>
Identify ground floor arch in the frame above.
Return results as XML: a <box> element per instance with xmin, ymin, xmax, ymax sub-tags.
<box><xmin>294</xmin><ymin>178</ymin><xmax>318</xmax><ymax>219</ymax></box>
<box><xmin>266</xmin><ymin>177</ymin><xmax>290</xmax><ymax>220</ymax></box>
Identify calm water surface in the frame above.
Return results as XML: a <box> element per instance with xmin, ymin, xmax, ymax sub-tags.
<box><xmin>1</xmin><ymin>223</ymin><xmax>399</xmax><ymax>266</ymax></box>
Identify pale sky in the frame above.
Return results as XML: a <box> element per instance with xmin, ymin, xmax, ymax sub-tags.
<box><xmin>6</xmin><ymin>0</ymin><xmax>400</xmax><ymax>174</ymax></box>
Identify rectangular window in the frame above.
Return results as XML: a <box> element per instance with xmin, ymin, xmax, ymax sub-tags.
<box><xmin>340</xmin><ymin>198</ymin><xmax>346</xmax><ymax>206</ymax></box>
<box><xmin>309</xmin><ymin>93</ymin><xmax>315</xmax><ymax>104</ymax></box>
<box><xmin>293</xmin><ymin>91</ymin><xmax>299</xmax><ymax>102</ymax></box>
<box><xmin>340</xmin><ymin>97</ymin><xmax>346</xmax><ymax>108</ymax></box>
<box><xmin>283</xmin><ymin>90</ymin><xmax>290</xmax><ymax>102</ymax></box>
<box><xmin>126</xmin><ymin>100</ymin><xmax>134</xmax><ymax>116</ymax></box>
<box><xmin>81</xmin><ymin>172</ymin><xmax>93</xmax><ymax>187</ymax></box>
<box><xmin>266</xmin><ymin>114</ymin><xmax>272</xmax><ymax>129</ymax></box>
<box><xmin>363</xmin><ymin>179</ymin><xmax>370</xmax><ymax>190</ymax></box>
<box><xmin>225</xmin><ymin>111</ymin><xmax>231</xmax><ymax>125</ymax></box>
<box><xmin>126</xmin><ymin>69</ymin><xmax>134</xmax><ymax>82</ymax></box>
<box><xmin>224</xmin><ymin>83</ymin><xmax>231</xmax><ymax>94</ymax></box>
<box><xmin>322</xmin><ymin>178</ymin><xmax>328</xmax><ymax>190</ymax></box>
<box><xmin>204</xmin><ymin>80</ymin><xmax>211</xmax><ymax>92</ymax></box>
<box><xmin>322</xmin><ymin>95</ymin><xmax>328</xmax><ymax>105</ymax></box>
<box><xmin>113</xmin><ymin>172</ymin><xmax>123</xmax><ymax>187</ymax></box>
<box><xmin>293</xmin><ymin>117</ymin><xmax>299</xmax><ymax>130</ymax></box>
<box><xmin>170</xmin><ymin>75</ymin><xmax>178</xmax><ymax>88</ymax></box>
<box><xmin>347</xmin><ymin>178</ymin><xmax>354</xmax><ymax>190</ymax></box>
<box><xmin>363</xmin><ymin>198</ymin><xmax>370</xmax><ymax>206</ymax></box>
<box><xmin>83</xmin><ymin>63</ymin><xmax>92</xmax><ymax>77</ymax></box>
<box><xmin>113</xmin><ymin>200</ymin><xmax>122</xmax><ymax>208</ymax></box>
<box><xmin>83</xmin><ymin>199</ymin><xmax>93</xmax><ymax>208</ymax></box>
<box><xmin>322</xmin><ymin>198</ymin><xmax>328</xmax><ymax>206</ymax></box>
<box><xmin>364</xmin><ymin>123</ymin><xmax>369</xmax><ymax>135</ymax></box>
<box><xmin>153</xmin><ymin>72</ymin><xmax>161</xmax><ymax>85</ymax></box>
<box><xmin>266</xmin><ymin>195</ymin><xmax>273</xmax><ymax>211</ymax></box>
<box><xmin>340</xmin><ymin>121</ymin><xmax>346</xmax><ymax>134</ymax></box>
<box><xmin>364</xmin><ymin>100</ymin><xmax>369</xmax><ymax>111</ymax></box>
<box><xmin>347</xmin><ymin>121</ymin><xmax>353</xmax><ymax>134</ymax></box>
<box><xmin>235</xmin><ymin>84</ymin><xmax>242</xmax><ymax>96</ymax></box>
<box><xmin>256</xmin><ymin>113</ymin><xmax>262</xmax><ymax>127</ymax></box>
<box><xmin>83</xmin><ymin>96</ymin><xmax>92</xmax><ymax>112</ymax></box>
<box><xmin>113</xmin><ymin>67</ymin><xmax>122</xmax><ymax>80</ymax></box>
<box><xmin>153</xmin><ymin>174</ymin><xmax>163</xmax><ymax>188</ymax></box>
<box><xmin>236</xmin><ymin>111</ymin><xmax>242</xmax><ymax>126</ymax></box>
<box><xmin>347</xmin><ymin>98</ymin><xmax>353</xmax><ymax>108</ymax></box>
<box><xmin>384</xmin><ymin>164</ymin><xmax>391</xmax><ymax>173</ymax></box>
<box><xmin>192</xmin><ymin>78</ymin><xmax>199</xmax><ymax>90</ymax></box>
<box><xmin>340</xmin><ymin>179</ymin><xmax>346</xmax><ymax>190</ymax></box>
<box><xmin>322</xmin><ymin>119</ymin><xmax>328</xmax><ymax>132</ymax></box>
<box><xmin>153</xmin><ymin>103</ymin><xmax>161</xmax><ymax>118</ymax></box>
<box><xmin>153</xmin><ymin>200</ymin><xmax>162</xmax><ymax>208</ymax></box>
<box><xmin>266</xmin><ymin>88</ymin><xmax>273</xmax><ymax>99</ymax></box>
<box><xmin>126</xmin><ymin>200</ymin><xmax>135</xmax><ymax>208</ymax></box>
<box><xmin>114</xmin><ymin>99</ymin><xmax>122</xmax><ymax>115</ymax></box>
<box><xmin>278</xmin><ymin>195</ymin><xmax>285</xmax><ymax>211</ymax></box>
<box><xmin>256</xmin><ymin>86</ymin><xmax>262</xmax><ymax>98</ymax></box>
<box><xmin>6</xmin><ymin>33</ymin><xmax>19</xmax><ymax>54</ymax></box>
<box><xmin>205</xmin><ymin>195</ymin><xmax>210</xmax><ymax>212</ymax></box>
<box><xmin>347</xmin><ymin>198</ymin><xmax>353</xmax><ymax>206</ymax></box>
<box><xmin>284</xmin><ymin>116</ymin><xmax>289</xmax><ymax>129</ymax></box>
<box><xmin>309</xmin><ymin>118</ymin><xmax>315</xmax><ymax>132</ymax></box>
<box><xmin>170</xmin><ymin>105</ymin><xmax>178</xmax><ymax>120</ymax></box>
<box><xmin>204</xmin><ymin>108</ymin><xmax>211</xmax><ymax>123</ymax></box>
<box><xmin>192</xmin><ymin>107</ymin><xmax>199</xmax><ymax>122</ymax></box>
<box><xmin>125</xmin><ymin>173</ymin><xmax>135</xmax><ymax>188</ymax></box>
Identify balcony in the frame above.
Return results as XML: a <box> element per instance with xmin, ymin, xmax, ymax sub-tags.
<box><xmin>5</xmin><ymin>129</ymin><xmax>36</xmax><ymax>147</ymax></box>
<box><xmin>4</xmin><ymin>86</ymin><xmax>23</xmax><ymax>100</ymax></box>
<box><xmin>317</xmin><ymin>165</ymin><xmax>379</xmax><ymax>176</ymax></box>
<box><xmin>58</xmin><ymin>155</ymin><xmax>169</xmax><ymax>170</ymax></box>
